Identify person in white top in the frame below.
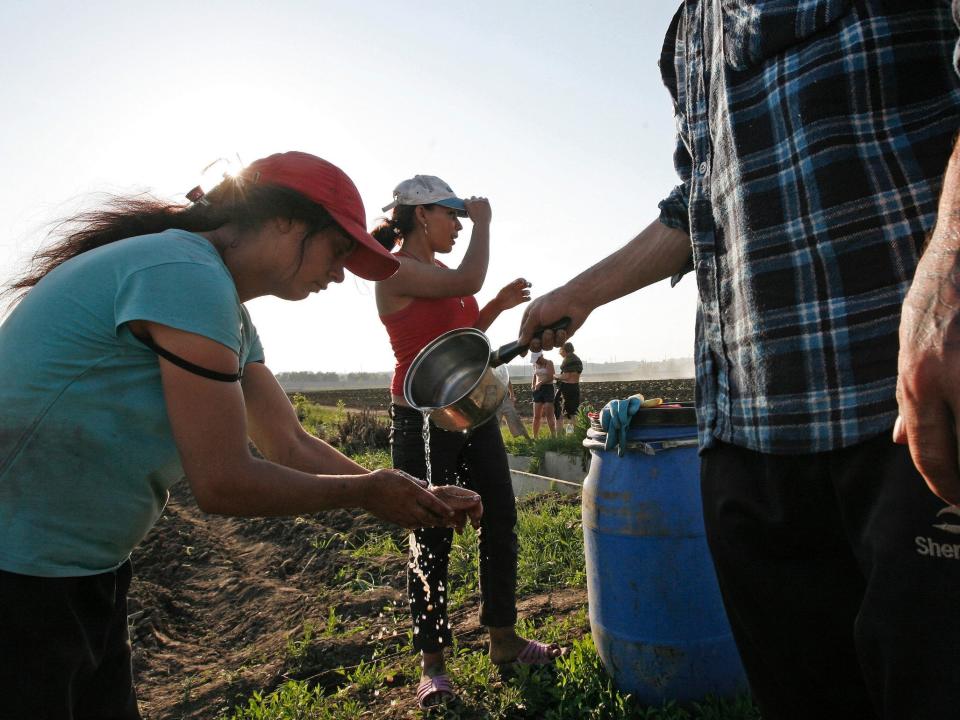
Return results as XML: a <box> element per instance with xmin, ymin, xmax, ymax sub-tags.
<box><xmin>531</xmin><ymin>352</ymin><xmax>557</xmax><ymax>438</ymax></box>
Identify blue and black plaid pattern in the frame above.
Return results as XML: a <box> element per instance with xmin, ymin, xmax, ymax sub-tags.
<box><xmin>658</xmin><ymin>0</ymin><xmax>960</xmax><ymax>454</ymax></box>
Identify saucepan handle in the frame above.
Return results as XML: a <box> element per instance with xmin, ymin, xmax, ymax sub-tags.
<box><xmin>489</xmin><ymin>317</ymin><xmax>571</xmax><ymax>367</ymax></box>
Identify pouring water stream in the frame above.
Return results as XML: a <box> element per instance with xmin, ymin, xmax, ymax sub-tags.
<box><xmin>409</xmin><ymin>408</ymin><xmax>436</xmax><ymax>630</ymax></box>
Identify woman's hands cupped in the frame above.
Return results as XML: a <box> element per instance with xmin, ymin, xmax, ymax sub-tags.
<box><xmin>496</xmin><ymin>278</ymin><xmax>532</xmax><ymax>311</ymax></box>
<box><xmin>429</xmin><ymin>485</ymin><xmax>483</xmax><ymax>533</ymax></box>
<box><xmin>464</xmin><ymin>197</ymin><xmax>492</xmax><ymax>225</ymax></box>
<box><xmin>362</xmin><ymin>469</ymin><xmax>456</xmax><ymax>529</ymax></box>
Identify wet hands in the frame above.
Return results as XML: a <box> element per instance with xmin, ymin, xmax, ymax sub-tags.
<box><xmin>364</xmin><ymin>469</ymin><xmax>456</xmax><ymax>529</ymax></box>
<box><xmin>428</xmin><ymin>485</ymin><xmax>483</xmax><ymax>533</ymax></box>
<box><xmin>496</xmin><ymin>278</ymin><xmax>532</xmax><ymax>311</ymax></box>
<box><xmin>464</xmin><ymin>197</ymin><xmax>492</xmax><ymax>225</ymax></box>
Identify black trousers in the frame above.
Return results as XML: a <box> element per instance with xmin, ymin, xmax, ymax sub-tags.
<box><xmin>553</xmin><ymin>381</ymin><xmax>580</xmax><ymax>420</ymax></box>
<box><xmin>0</xmin><ymin>560</ymin><xmax>141</xmax><ymax>720</ymax></box>
<box><xmin>390</xmin><ymin>405</ymin><xmax>518</xmax><ymax>653</ymax></box>
<box><xmin>701</xmin><ymin>434</ymin><xmax>960</xmax><ymax>720</ymax></box>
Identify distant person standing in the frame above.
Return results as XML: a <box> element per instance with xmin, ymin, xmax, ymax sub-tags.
<box><xmin>553</xmin><ymin>342</ymin><xmax>583</xmax><ymax>428</ymax></box>
<box><xmin>531</xmin><ymin>352</ymin><xmax>557</xmax><ymax>438</ymax></box>
<box><xmin>497</xmin><ymin>381</ymin><xmax>530</xmax><ymax>439</ymax></box>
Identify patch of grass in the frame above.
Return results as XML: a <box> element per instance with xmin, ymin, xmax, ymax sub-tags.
<box><xmin>224</xmin><ymin>396</ymin><xmax>759</xmax><ymax>719</ymax></box>
<box><xmin>515</xmin><ymin>499</ymin><xmax>584</xmax><ymax>593</ymax></box>
<box><xmin>502</xmin><ymin>404</ymin><xmax>595</xmax><ymax>473</ymax></box>
<box><xmin>321</xmin><ymin>606</ymin><xmax>344</xmax><ymax>637</ymax></box>
<box><xmin>290</xmin><ymin>393</ymin><xmax>337</xmax><ymax>439</ymax></box>
<box><xmin>346</xmin><ymin>448</ymin><xmax>392</xmax><ymax>470</ymax></box>
<box><xmin>446</xmin><ymin>494</ymin><xmax>585</xmax><ymax>609</ymax></box>
<box><xmin>291</xmin><ymin>395</ymin><xmax>391</xmax><ymax>459</ymax></box>
<box><xmin>336</xmin><ymin>658</ymin><xmax>385</xmax><ymax>693</ymax></box>
<box><xmin>225</xmin><ymin>680</ymin><xmax>362</xmax><ymax>719</ymax></box>
<box><xmin>283</xmin><ymin>623</ymin><xmax>316</xmax><ymax>675</ymax></box>
<box><xmin>446</xmin><ymin>524</ymin><xmax>480</xmax><ymax>608</ymax></box>
<box><xmin>345</xmin><ymin>531</ymin><xmax>406</xmax><ymax>561</ymax></box>
<box><xmin>331</xmin><ymin>530</ymin><xmax>407</xmax><ymax>593</ymax></box>
<box><xmin>224</xmin><ymin>616</ymin><xmax>757</xmax><ymax>720</ymax></box>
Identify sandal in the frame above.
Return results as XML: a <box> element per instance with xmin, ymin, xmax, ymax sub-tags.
<box><xmin>416</xmin><ymin>673</ymin><xmax>455</xmax><ymax>709</ymax></box>
<box><xmin>501</xmin><ymin>639</ymin><xmax>565</xmax><ymax>667</ymax></box>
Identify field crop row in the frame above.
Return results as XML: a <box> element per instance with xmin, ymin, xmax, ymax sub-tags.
<box><xmin>295</xmin><ymin>379</ymin><xmax>695</xmax><ymax>416</ymax></box>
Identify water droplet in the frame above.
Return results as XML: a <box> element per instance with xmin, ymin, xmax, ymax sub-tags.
<box><xmin>408</xmin><ymin>533</ymin><xmax>431</xmax><ymax>603</ymax></box>
<box><xmin>421</xmin><ymin>411</ymin><xmax>434</xmax><ymax>487</ymax></box>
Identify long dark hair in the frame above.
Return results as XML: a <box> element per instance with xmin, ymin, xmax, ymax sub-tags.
<box><xmin>3</xmin><ymin>176</ymin><xmax>336</xmax><ymax>304</ymax></box>
<box><xmin>371</xmin><ymin>204</ymin><xmax>435</xmax><ymax>251</ymax></box>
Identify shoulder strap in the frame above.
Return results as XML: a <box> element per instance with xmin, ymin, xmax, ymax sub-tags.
<box><xmin>138</xmin><ymin>334</ymin><xmax>242</xmax><ymax>382</ymax></box>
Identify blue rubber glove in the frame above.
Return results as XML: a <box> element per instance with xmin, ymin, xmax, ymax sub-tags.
<box><xmin>600</xmin><ymin>400</ymin><xmax>619</xmax><ymax>452</ymax></box>
<box><xmin>600</xmin><ymin>394</ymin><xmax>644</xmax><ymax>456</ymax></box>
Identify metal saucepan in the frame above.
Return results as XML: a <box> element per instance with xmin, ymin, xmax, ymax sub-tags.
<box><xmin>404</xmin><ymin>319</ymin><xmax>570</xmax><ymax>432</ymax></box>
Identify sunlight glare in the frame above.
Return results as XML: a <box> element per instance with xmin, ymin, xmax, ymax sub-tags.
<box><xmin>195</xmin><ymin>154</ymin><xmax>245</xmax><ymax>194</ymax></box>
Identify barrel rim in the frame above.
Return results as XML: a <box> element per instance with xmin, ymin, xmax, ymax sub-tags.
<box><xmin>589</xmin><ymin>401</ymin><xmax>697</xmax><ymax>429</ymax></box>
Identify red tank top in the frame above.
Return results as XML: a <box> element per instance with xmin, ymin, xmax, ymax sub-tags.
<box><xmin>380</xmin><ymin>263</ymin><xmax>481</xmax><ymax>398</ymax></box>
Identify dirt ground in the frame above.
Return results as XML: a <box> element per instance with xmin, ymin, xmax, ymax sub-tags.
<box><xmin>129</xmin><ymin>481</ymin><xmax>587</xmax><ymax>719</ymax></box>
<box><xmin>127</xmin><ymin>382</ymin><xmax>699</xmax><ymax>716</ymax></box>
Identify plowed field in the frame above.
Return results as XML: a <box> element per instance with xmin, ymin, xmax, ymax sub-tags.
<box><xmin>298</xmin><ymin>378</ymin><xmax>695</xmax><ymax>416</ymax></box>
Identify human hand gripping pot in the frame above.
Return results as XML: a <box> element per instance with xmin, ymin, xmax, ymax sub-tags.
<box><xmin>517</xmin><ymin>219</ymin><xmax>691</xmax><ymax>350</ymax></box>
<box><xmin>518</xmin><ymin>284</ymin><xmax>584</xmax><ymax>350</ymax></box>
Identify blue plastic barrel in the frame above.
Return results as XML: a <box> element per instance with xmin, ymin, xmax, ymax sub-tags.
<box><xmin>581</xmin><ymin>404</ymin><xmax>747</xmax><ymax>705</ymax></box>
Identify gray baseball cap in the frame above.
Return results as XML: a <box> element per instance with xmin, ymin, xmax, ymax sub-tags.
<box><xmin>382</xmin><ymin>175</ymin><xmax>467</xmax><ymax>216</ymax></box>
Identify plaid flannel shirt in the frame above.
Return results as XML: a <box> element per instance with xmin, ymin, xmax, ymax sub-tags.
<box><xmin>658</xmin><ymin>0</ymin><xmax>960</xmax><ymax>454</ymax></box>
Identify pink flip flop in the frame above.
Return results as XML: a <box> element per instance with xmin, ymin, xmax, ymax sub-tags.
<box><xmin>513</xmin><ymin>639</ymin><xmax>565</xmax><ymax>666</ymax></box>
<box><xmin>416</xmin><ymin>674</ymin><xmax>455</xmax><ymax>709</ymax></box>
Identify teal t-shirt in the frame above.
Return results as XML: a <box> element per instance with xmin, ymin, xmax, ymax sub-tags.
<box><xmin>0</xmin><ymin>229</ymin><xmax>264</xmax><ymax>577</ymax></box>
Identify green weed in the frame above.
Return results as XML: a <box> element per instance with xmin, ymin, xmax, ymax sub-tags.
<box><xmin>336</xmin><ymin>658</ymin><xmax>385</xmax><ymax>693</ymax></box>
<box><xmin>501</xmin><ymin>415</ymin><xmax>592</xmax><ymax>475</ymax></box>
<box><xmin>346</xmin><ymin>449</ymin><xmax>392</xmax><ymax>470</ymax></box>
<box><xmin>228</xmin><ymin>396</ymin><xmax>757</xmax><ymax>719</ymax></box>
<box><xmin>321</xmin><ymin>606</ymin><xmax>343</xmax><ymax>637</ymax></box>
<box><xmin>345</xmin><ymin>532</ymin><xmax>406</xmax><ymax>561</ymax></box>
<box><xmin>515</xmin><ymin>500</ymin><xmax>584</xmax><ymax>593</ymax></box>
<box><xmin>226</xmin><ymin>680</ymin><xmax>361</xmax><ymax>719</ymax></box>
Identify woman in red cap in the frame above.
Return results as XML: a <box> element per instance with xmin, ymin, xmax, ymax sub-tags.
<box><xmin>0</xmin><ymin>152</ymin><xmax>458</xmax><ymax>719</ymax></box>
<box><xmin>372</xmin><ymin>175</ymin><xmax>564</xmax><ymax>709</ymax></box>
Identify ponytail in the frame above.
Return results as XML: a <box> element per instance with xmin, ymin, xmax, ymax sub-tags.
<box><xmin>3</xmin><ymin>176</ymin><xmax>335</xmax><ymax>305</ymax></box>
<box><xmin>371</xmin><ymin>218</ymin><xmax>402</xmax><ymax>251</ymax></box>
<box><xmin>370</xmin><ymin>204</ymin><xmax>425</xmax><ymax>251</ymax></box>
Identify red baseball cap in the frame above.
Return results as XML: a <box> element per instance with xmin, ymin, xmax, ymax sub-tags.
<box><xmin>241</xmin><ymin>152</ymin><xmax>399</xmax><ymax>281</ymax></box>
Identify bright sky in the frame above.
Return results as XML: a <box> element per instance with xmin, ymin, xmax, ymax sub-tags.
<box><xmin>0</xmin><ymin>1</ymin><xmax>696</xmax><ymax>374</ymax></box>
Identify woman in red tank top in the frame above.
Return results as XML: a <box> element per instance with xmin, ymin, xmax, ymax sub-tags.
<box><xmin>371</xmin><ymin>175</ymin><xmax>564</xmax><ymax>708</ymax></box>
